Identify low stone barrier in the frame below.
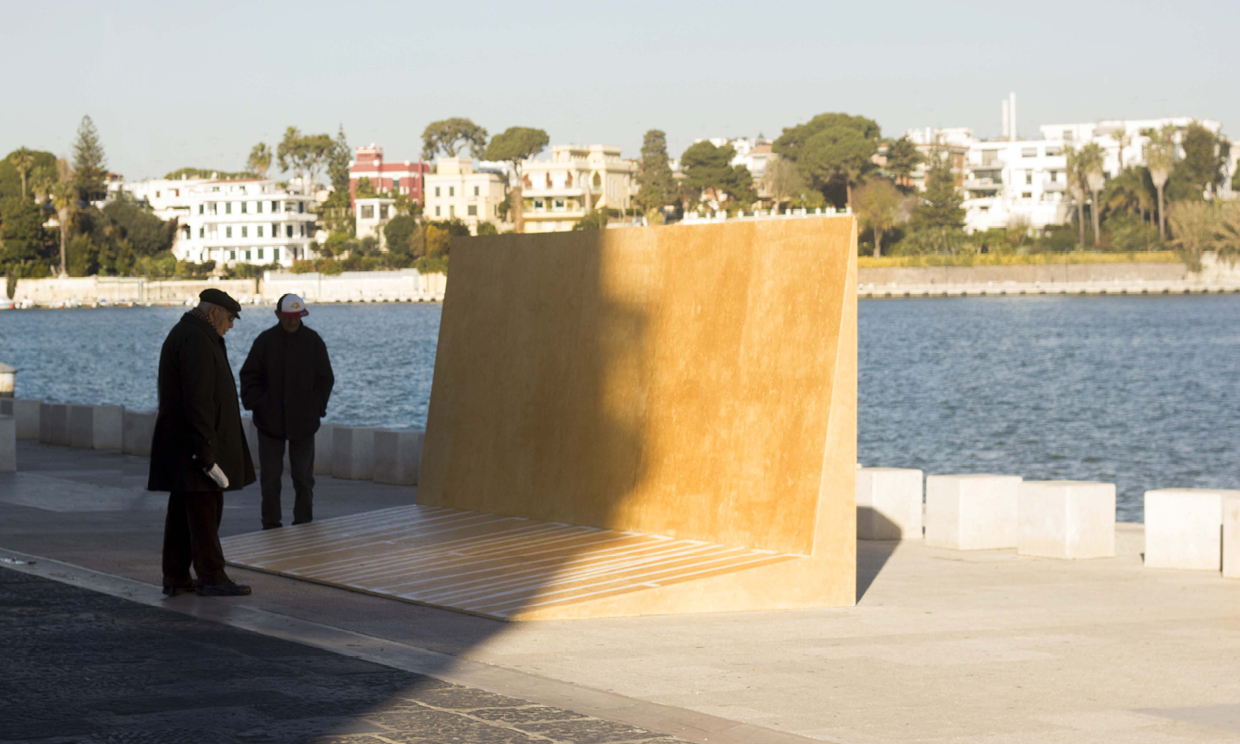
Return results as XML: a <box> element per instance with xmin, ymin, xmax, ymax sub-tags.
<box><xmin>38</xmin><ymin>403</ymin><xmax>70</xmax><ymax>446</ymax></box>
<box><xmin>0</xmin><ymin>399</ymin><xmax>40</xmax><ymax>439</ymax></box>
<box><xmin>926</xmin><ymin>474</ymin><xmax>1022</xmax><ymax>550</ymax></box>
<box><xmin>856</xmin><ymin>467</ymin><xmax>922</xmax><ymax>540</ymax></box>
<box><xmin>1224</xmin><ymin>496</ymin><xmax>1240</xmax><ymax>580</ymax></box>
<box><xmin>0</xmin><ymin>415</ymin><xmax>15</xmax><ymax>472</ymax></box>
<box><xmin>314</xmin><ymin>424</ymin><xmax>335</xmax><ymax>475</ymax></box>
<box><xmin>122</xmin><ymin>410</ymin><xmax>157</xmax><ymax>457</ymax></box>
<box><xmin>1018</xmin><ymin>480</ymin><xmax>1116</xmax><ymax>559</ymax></box>
<box><xmin>332</xmin><ymin>426</ymin><xmax>376</xmax><ymax>480</ymax></box>
<box><xmin>373</xmin><ymin>429</ymin><xmax>425</xmax><ymax>486</ymax></box>
<box><xmin>69</xmin><ymin>404</ymin><xmax>123</xmax><ymax>450</ymax></box>
<box><xmin>1144</xmin><ymin>489</ymin><xmax>1231</xmax><ymax>571</ymax></box>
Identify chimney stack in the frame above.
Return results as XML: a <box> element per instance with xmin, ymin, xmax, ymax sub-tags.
<box><xmin>1002</xmin><ymin>99</ymin><xmax>1010</xmax><ymax>140</ymax></box>
<box><xmin>1009</xmin><ymin>92</ymin><xmax>1017</xmax><ymax>141</ymax></box>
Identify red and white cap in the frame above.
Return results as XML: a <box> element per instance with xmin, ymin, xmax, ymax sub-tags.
<box><xmin>276</xmin><ymin>293</ymin><xmax>309</xmax><ymax>318</ymax></box>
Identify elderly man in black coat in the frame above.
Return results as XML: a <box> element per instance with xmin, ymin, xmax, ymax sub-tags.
<box><xmin>149</xmin><ymin>288</ymin><xmax>256</xmax><ymax>597</ymax></box>
<box><xmin>240</xmin><ymin>294</ymin><xmax>334</xmax><ymax>530</ymax></box>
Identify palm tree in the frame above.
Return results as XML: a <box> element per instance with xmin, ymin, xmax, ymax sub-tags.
<box><xmin>50</xmin><ymin>158</ymin><xmax>75</xmax><ymax>277</ymax></box>
<box><xmin>1065</xmin><ymin>146</ymin><xmax>1088</xmax><ymax>251</ymax></box>
<box><xmin>247</xmin><ymin>143</ymin><xmax>272</xmax><ymax>178</ymax></box>
<box><xmin>1113</xmin><ymin>130</ymin><xmax>1132</xmax><ymax>169</ymax></box>
<box><xmin>1077</xmin><ymin>143</ymin><xmax>1106</xmax><ymax>245</ymax></box>
<box><xmin>8</xmin><ymin>148</ymin><xmax>35</xmax><ymax>199</ymax></box>
<box><xmin>1143</xmin><ymin>124</ymin><xmax>1177</xmax><ymax>241</ymax></box>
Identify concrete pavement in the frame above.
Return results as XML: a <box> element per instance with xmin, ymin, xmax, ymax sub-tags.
<box><xmin>3</xmin><ymin>440</ymin><xmax>1240</xmax><ymax>743</ymax></box>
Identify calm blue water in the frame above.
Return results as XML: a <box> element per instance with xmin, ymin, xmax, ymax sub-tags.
<box><xmin>3</xmin><ymin>296</ymin><xmax>1238</xmax><ymax>521</ymax></box>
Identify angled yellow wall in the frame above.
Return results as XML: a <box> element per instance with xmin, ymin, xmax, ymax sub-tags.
<box><xmin>420</xmin><ymin>217</ymin><xmax>856</xmax><ymax>561</ymax></box>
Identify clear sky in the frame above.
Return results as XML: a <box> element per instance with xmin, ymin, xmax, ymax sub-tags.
<box><xmin>3</xmin><ymin>0</ymin><xmax>1236</xmax><ymax>180</ymax></box>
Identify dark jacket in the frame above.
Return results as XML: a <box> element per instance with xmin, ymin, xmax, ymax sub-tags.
<box><xmin>148</xmin><ymin>312</ymin><xmax>256</xmax><ymax>492</ymax></box>
<box><xmin>239</xmin><ymin>323</ymin><xmax>334</xmax><ymax>441</ymax></box>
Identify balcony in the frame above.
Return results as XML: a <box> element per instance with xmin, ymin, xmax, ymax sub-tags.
<box><xmin>963</xmin><ymin>178</ymin><xmax>1002</xmax><ymax>191</ymax></box>
<box><xmin>1043</xmin><ymin>180</ymin><xmax>1066</xmax><ymax>192</ymax></box>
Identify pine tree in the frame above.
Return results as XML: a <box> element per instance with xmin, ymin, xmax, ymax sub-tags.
<box><xmin>911</xmin><ymin>151</ymin><xmax>964</xmax><ymax>230</ymax></box>
<box><xmin>72</xmin><ymin>115</ymin><xmax>107</xmax><ymax>203</ymax></box>
<box><xmin>635</xmin><ymin>130</ymin><xmax>677</xmax><ymax>213</ymax></box>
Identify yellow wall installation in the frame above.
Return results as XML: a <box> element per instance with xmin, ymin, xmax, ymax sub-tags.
<box><xmin>420</xmin><ymin>217</ymin><xmax>857</xmax><ymax>563</ymax></box>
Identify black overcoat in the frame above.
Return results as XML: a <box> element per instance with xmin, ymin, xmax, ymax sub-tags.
<box><xmin>239</xmin><ymin>323</ymin><xmax>334</xmax><ymax>441</ymax></box>
<box><xmin>147</xmin><ymin>312</ymin><xmax>256</xmax><ymax>492</ymax></box>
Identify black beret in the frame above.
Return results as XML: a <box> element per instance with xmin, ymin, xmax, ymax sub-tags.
<box><xmin>199</xmin><ymin>288</ymin><xmax>242</xmax><ymax>315</ymax></box>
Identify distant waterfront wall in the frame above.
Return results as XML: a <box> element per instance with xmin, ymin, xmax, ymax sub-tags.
<box><xmin>0</xmin><ymin>271</ymin><xmax>446</xmax><ymax>307</ymax></box>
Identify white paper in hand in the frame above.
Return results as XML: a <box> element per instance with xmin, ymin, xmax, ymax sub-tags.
<box><xmin>204</xmin><ymin>463</ymin><xmax>230</xmax><ymax>489</ymax></box>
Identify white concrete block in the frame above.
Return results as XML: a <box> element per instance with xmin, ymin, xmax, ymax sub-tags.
<box><xmin>314</xmin><ymin>424</ymin><xmax>336</xmax><ymax>475</ymax></box>
<box><xmin>926</xmin><ymin>474</ymin><xmax>1023</xmax><ymax>550</ymax></box>
<box><xmin>0</xmin><ymin>415</ymin><xmax>15</xmax><ymax>472</ymax></box>
<box><xmin>1018</xmin><ymin>480</ymin><xmax>1116</xmax><ymax>559</ymax></box>
<box><xmin>856</xmin><ymin>467</ymin><xmax>923</xmax><ymax>540</ymax></box>
<box><xmin>373</xmin><ymin>429</ymin><xmax>425</xmax><ymax>486</ymax></box>
<box><xmin>0</xmin><ymin>399</ymin><xmax>40</xmax><ymax>439</ymax></box>
<box><xmin>122</xmin><ymin>409</ymin><xmax>157</xmax><ymax>457</ymax></box>
<box><xmin>68</xmin><ymin>404</ymin><xmax>123</xmax><ymax>450</ymax></box>
<box><xmin>38</xmin><ymin>403</ymin><xmax>70</xmax><ymax>446</ymax></box>
<box><xmin>1143</xmin><ymin>489</ymin><xmax>1232</xmax><ymax>571</ymax></box>
<box><xmin>332</xmin><ymin>426</ymin><xmax>377</xmax><ymax>480</ymax></box>
<box><xmin>1224</xmin><ymin>496</ymin><xmax>1240</xmax><ymax>580</ymax></box>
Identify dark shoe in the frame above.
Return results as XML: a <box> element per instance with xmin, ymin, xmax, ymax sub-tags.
<box><xmin>291</xmin><ymin>518</ymin><xmax>312</xmax><ymax>526</ymax></box>
<box><xmin>162</xmin><ymin>581</ymin><xmax>198</xmax><ymax>597</ymax></box>
<box><xmin>262</xmin><ymin>523</ymin><xmax>283</xmax><ymax>530</ymax></box>
<box><xmin>196</xmin><ymin>580</ymin><xmax>252</xmax><ymax>597</ymax></box>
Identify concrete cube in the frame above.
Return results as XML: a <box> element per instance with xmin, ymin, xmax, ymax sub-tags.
<box><xmin>1144</xmin><ymin>489</ymin><xmax>1233</xmax><ymax>571</ymax></box>
<box><xmin>38</xmin><ymin>403</ymin><xmax>70</xmax><ymax>446</ymax></box>
<box><xmin>0</xmin><ymin>398</ymin><xmax>40</xmax><ymax>439</ymax></box>
<box><xmin>373</xmin><ymin>429</ymin><xmax>425</xmax><ymax>486</ymax></box>
<box><xmin>0</xmin><ymin>415</ymin><xmax>15</xmax><ymax>472</ymax></box>
<box><xmin>1018</xmin><ymin>480</ymin><xmax>1116</xmax><ymax>559</ymax></box>
<box><xmin>1224</xmin><ymin>496</ymin><xmax>1240</xmax><ymax>580</ymax></box>
<box><xmin>314</xmin><ymin>424</ymin><xmax>336</xmax><ymax>475</ymax></box>
<box><xmin>856</xmin><ymin>467</ymin><xmax>923</xmax><ymax>540</ymax></box>
<box><xmin>122</xmin><ymin>409</ymin><xmax>158</xmax><ymax>457</ymax></box>
<box><xmin>332</xmin><ymin>426</ymin><xmax>377</xmax><ymax>480</ymax></box>
<box><xmin>926</xmin><ymin>474</ymin><xmax>1022</xmax><ymax>550</ymax></box>
<box><xmin>69</xmin><ymin>404</ymin><xmax>123</xmax><ymax>450</ymax></box>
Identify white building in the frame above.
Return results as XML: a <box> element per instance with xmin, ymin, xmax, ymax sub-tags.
<box><xmin>520</xmin><ymin>145</ymin><xmax>637</xmax><ymax>233</ymax></box>
<box><xmin>355</xmin><ymin>197</ymin><xmax>397</xmax><ymax>246</ymax></box>
<box><xmin>423</xmin><ymin>157</ymin><xmax>507</xmax><ymax>234</ymax></box>
<box><xmin>111</xmin><ymin>175</ymin><xmax>211</xmax><ymax>223</ymax></box>
<box><xmin>175</xmin><ymin>179</ymin><xmax>318</xmax><ymax>267</ymax></box>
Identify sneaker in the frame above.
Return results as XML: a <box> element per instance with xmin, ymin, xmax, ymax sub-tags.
<box><xmin>196</xmin><ymin>580</ymin><xmax>252</xmax><ymax>597</ymax></box>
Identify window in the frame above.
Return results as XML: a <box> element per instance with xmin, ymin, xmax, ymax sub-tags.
<box><xmin>534</xmin><ymin>199</ymin><xmax>544</xmax><ymax>210</ymax></box>
<box><xmin>272</xmin><ymin>200</ymin><xmax>279</xmax><ymax>212</ymax></box>
<box><xmin>256</xmin><ymin>201</ymin><xmax>262</xmax><ymax>214</ymax></box>
<box><xmin>198</xmin><ymin>205</ymin><xmax>204</xmax><ymax>215</ymax></box>
<box><xmin>241</xmin><ymin>202</ymin><xmax>248</xmax><ymax>214</ymax></box>
<box><xmin>449</xmin><ymin>186</ymin><xmax>455</xmax><ymax>197</ymax></box>
<box><xmin>473</xmin><ymin>186</ymin><xmax>479</xmax><ymax>196</ymax></box>
<box><xmin>209</xmin><ymin>203</ymin><xmax>217</xmax><ymax>214</ymax></box>
<box><xmin>241</xmin><ymin>226</ymin><xmax>248</xmax><ymax>238</ymax></box>
<box><xmin>981</xmin><ymin>150</ymin><xmax>1000</xmax><ymax>166</ymax></box>
<box><xmin>449</xmin><ymin>205</ymin><xmax>455</xmax><ymax>218</ymax></box>
<box><xmin>273</xmin><ymin>249</ymin><xmax>280</xmax><ymax>262</ymax></box>
<box><xmin>1063</xmin><ymin>130</ymin><xmax>1074</xmax><ymax>142</ymax></box>
<box><xmin>298</xmin><ymin>201</ymin><xmax>305</xmax><ymax>213</ymax></box>
<box><xmin>245</xmin><ymin>250</ymin><xmax>251</xmax><ymax>261</ymax></box>
<box><xmin>1025</xmin><ymin>172</ymin><xmax>1033</xmax><ymax>185</ymax></box>
<box><xmin>554</xmin><ymin>199</ymin><xmax>566</xmax><ymax>211</ymax></box>
<box><xmin>226</xmin><ymin>227</ymin><xmax>232</xmax><ymax>238</ymax></box>
<box><xmin>1046</xmin><ymin>146</ymin><xmax>1062</xmax><ymax>157</ymax></box>
<box><xmin>1022</xmin><ymin>148</ymin><xmax>1038</xmax><ymax>158</ymax></box>
<box><xmin>435</xmin><ymin>187</ymin><xmax>441</xmax><ymax>197</ymax></box>
<box><xmin>286</xmin><ymin>225</ymin><xmax>293</xmax><ymax>238</ymax></box>
<box><xmin>467</xmin><ymin>205</ymin><xmax>477</xmax><ymax>216</ymax></box>
<box><xmin>1050</xmin><ymin>171</ymin><xmax>1059</xmax><ymax>182</ymax></box>
<box><xmin>980</xmin><ymin>205</ymin><xmax>990</xmax><ymax>213</ymax></box>
<box><xmin>258</xmin><ymin>248</ymin><xmax>264</xmax><ymax>260</ymax></box>
<box><xmin>257</xmin><ymin>225</ymin><xmax>264</xmax><ymax>238</ymax></box>
<box><xmin>198</xmin><ymin>227</ymin><xmax>204</xmax><ymax>238</ymax></box>
<box><xmin>225</xmin><ymin>202</ymin><xmax>232</xmax><ymax>214</ymax></box>
<box><xmin>155</xmin><ymin>191</ymin><xmax>160</xmax><ymax>198</ymax></box>
<box><xmin>379</xmin><ymin>205</ymin><xmax>389</xmax><ymax>219</ymax></box>
<box><xmin>1022</xmin><ymin>192</ymin><xmax>1032</xmax><ymax>199</ymax></box>
<box><xmin>271</xmin><ymin>222</ymin><xmax>278</xmax><ymax>236</ymax></box>
<box><xmin>593</xmin><ymin>173</ymin><xmax>602</xmax><ymax>187</ymax></box>
<box><xmin>361</xmin><ymin>205</ymin><xmax>374</xmax><ymax>219</ymax></box>
<box><xmin>435</xmin><ymin>206</ymin><xmax>441</xmax><ymax>216</ymax></box>
<box><xmin>230</xmin><ymin>250</ymin><xmax>236</xmax><ymax>260</ymax></box>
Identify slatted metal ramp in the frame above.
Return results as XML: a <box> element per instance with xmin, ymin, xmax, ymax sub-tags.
<box><xmin>223</xmin><ymin>504</ymin><xmax>804</xmax><ymax>621</ymax></box>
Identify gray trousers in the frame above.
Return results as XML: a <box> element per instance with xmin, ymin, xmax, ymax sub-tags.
<box><xmin>258</xmin><ymin>431</ymin><xmax>315</xmax><ymax>528</ymax></box>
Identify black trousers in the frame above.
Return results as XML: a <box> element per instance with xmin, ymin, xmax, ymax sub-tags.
<box><xmin>162</xmin><ymin>490</ymin><xmax>228</xmax><ymax>587</ymax></box>
<box><xmin>258</xmin><ymin>431</ymin><xmax>315</xmax><ymax>528</ymax></box>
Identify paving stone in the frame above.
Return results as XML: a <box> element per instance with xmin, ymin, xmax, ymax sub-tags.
<box><xmin>470</xmin><ymin>706</ymin><xmax>590</xmax><ymax>724</ymax></box>
<box><xmin>406</xmin><ymin>686</ymin><xmax>531</xmax><ymax>710</ymax></box>
<box><xmin>516</xmin><ymin>719</ymin><xmax>664</xmax><ymax>743</ymax></box>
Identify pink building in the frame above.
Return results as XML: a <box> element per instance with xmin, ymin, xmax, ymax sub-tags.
<box><xmin>348</xmin><ymin>145</ymin><xmax>430</xmax><ymax>207</ymax></box>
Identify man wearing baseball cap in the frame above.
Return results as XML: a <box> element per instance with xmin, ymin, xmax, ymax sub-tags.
<box><xmin>149</xmin><ymin>289</ymin><xmax>256</xmax><ymax>597</ymax></box>
<box><xmin>240</xmin><ymin>294</ymin><xmax>334</xmax><ymax>529</ymax></box>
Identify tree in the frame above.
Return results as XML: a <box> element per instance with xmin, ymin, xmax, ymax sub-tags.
<box><xmin>7</xmin><ymin>148</ymin><xmax>35</xmax><ymax>199</ymax></box>
<box><xmin>277</xmin><ymin>127</ymin><xmax>334</xmax><ymax>193</ymax></box>
<box><xmin>424</xmin><ymin>224</ymin><xmax>450</xmax><ymax>259</ymax></box>
<box><xmin>797</xmin><ymin>126</ymin><xmax>877</xmax><ymax>208</ymax></box>
<box><xmin>884</xmin><ymin>135</ymin><xmax>923</xmax><ymax>188</ymax></box>
<box><xmin>383</xmin><ymin>214</ymin><xmax>418</xmax><ymax>255</ymax></box>
<box><xmin>483</xmin><ymin>126</ymin><xmax>548</xmax><ymax>233</ymax></box>
<box><xmin>51</xmin><ymin>179</ymin><xmax>74</xmax><ymax>276</ymax></box>
<box><xmin>247</xmin><ymin>143</ymin><xmax>272</xmax><ymax>178</ymax></box>
<box><xmin>72</xmin><ymin>115</ymin><xmax>107</xmax><ymax>203</ymax></box>
<box><xmin>1102</xmin><ymin>166</ymin><xmax>1155</xmax><ymax>225</ymax></box>
<box><xmin>1077</xmin><ymin>142</ymin><xmax>1106</xmax><ymax>245</ymax></box>
<box><xmin>0</xmin><ymin>196</ymin><xmax>49</xmax><ymax>270</ymax></box>
<box><xmin>762</xmin><ymin>156</ymin><xmax>805</xmax><ymax>210</ymax></box>
<box><xmin>680</xmin><ymin>141</ymin><xmax>753</xmax><ymax>206</ymax></box>
<box><xmin>572</xmin><ymin>209</ymin><xmax>610</xmax><ymax>231</ymax></box>
<box><xmin>911</xmin><ymin>150</ymin><xmax>964</xmax><ymax>230</ymax></box>
<box><xmin>1113</xmin><ymin>130</ymin><xmax>1132</xmax><ymax>169</ymax></box>
<box><xmin>1143</xmin><ymin>124</ymin><xmax>1177</xmax><ymax>241</ymax></box>
<box><xmin>1168</xmin><ymin>201</ymin><xmax>1240</xmax><ymax>270</ymax></box>
<box><xmin>354</xmin><ymin>177</ymin><xmax>377</xmax><ymax>199</ymax></box>
<box><xmin>1</xmin><ymin>148</ymin><xmax>56</xmax><ymax>200</ymax></box>
<box><xmin>327</xmin><ymin>125</ymin><xmax>351</xmax><ymax>194</ymax></box>
<box><xmin>634</xmin><ymin>129</ymin><xmax>677</xmax><ymax>213</ymax></box>
<box><xmin>853</xmin><ymin>179</ymin><xmax>907</xmax><ymax>257</ymax></box>
<box><xmin>772</xmin><ymin>113</ymin><xmax>881</xmax><ymax>163</ymax></box>
<box><xmin>1180</xmin><ymin>120</ymin><xmax>1225</xmax><ymax>197</ymax></box>
<box><xmin>422</xmin><ymin>118</ymin><xmax>488</xmax><ymax>160</ymax></box>
<box><xmin>1064</xmin><ymin>146</ymin><xmax>1088</xmax><ymax>250</ymax></box>
<box><xmin>100</xmin><ymin>198</ymin><xmax>177</xmax><ymax>256</ymax></box>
